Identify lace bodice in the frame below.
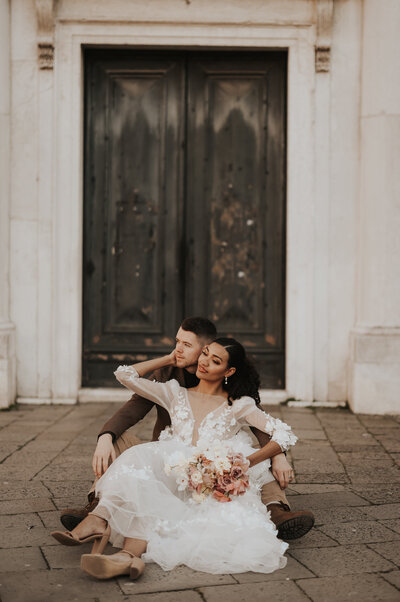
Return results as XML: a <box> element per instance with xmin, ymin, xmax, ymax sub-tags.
<box><xmin>114</xmin><ymin>366</ymin><xmax>297</xmax><ymax>451</ymax></box>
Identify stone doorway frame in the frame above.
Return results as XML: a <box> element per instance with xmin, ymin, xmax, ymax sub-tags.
<box><xmin>52</xmin><ymin>20</ymin><xmax>316</xmax><ymax>403</ymax></box>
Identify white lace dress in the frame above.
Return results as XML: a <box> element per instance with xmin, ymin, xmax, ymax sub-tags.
<box><xmin>95</xmin><ymin>366</ymin><xmax>297</xmax><ymax>575</ymax></box>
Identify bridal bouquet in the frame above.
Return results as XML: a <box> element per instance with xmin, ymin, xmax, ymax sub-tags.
<box><xmin>165</xmin><ymin>446</ymin><xmax>250</xmax><ymax>503</ymax></box>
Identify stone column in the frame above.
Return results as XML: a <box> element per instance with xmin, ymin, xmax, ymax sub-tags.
<box><xmin>0</xmin><ymin>0</ymin><xmax>16</xmax><ymax>408</ymax></box>
<box><xmin>349</xmin><ymin>0</ymin><xmax>400</xmax><ymax>413</ymax></box>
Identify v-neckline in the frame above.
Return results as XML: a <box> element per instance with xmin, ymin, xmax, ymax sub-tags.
<box><xmin>184</xmin><ymin>389</ymin><xmax>228</xmax><ymax>429</ymax></box>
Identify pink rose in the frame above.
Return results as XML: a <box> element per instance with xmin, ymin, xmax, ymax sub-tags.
<box><xmin>213</xmin><ymin>490</ymin><xmax>231</xmax><ymax>503</ymax></box>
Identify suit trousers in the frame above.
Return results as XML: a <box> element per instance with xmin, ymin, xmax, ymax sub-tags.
<box><xmin>88</xmin><ymin>430</ymin><xmax>290</xmax><ymax>508</ymax></box>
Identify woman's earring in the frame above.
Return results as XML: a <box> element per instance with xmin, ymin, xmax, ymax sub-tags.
<box><xmin>224</xmin><ymin>376</ymin><xmax>228</xmax><ymax>385</ymax></box>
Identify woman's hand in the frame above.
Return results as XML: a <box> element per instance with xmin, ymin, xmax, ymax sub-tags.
<box><xmin>271</xmin><ymin>453</ymin><xmax>295</xmax><ymax>489</ymax></box>
<box><xmin>167</xmin><ymin>349</ymin><xmax>177</xmax><ymax>367</ymax></box>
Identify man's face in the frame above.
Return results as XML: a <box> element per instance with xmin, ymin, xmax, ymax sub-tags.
<box><xmin>174</xmin><ymin>327</ymin><xmax>204</xmax><ymax>369</ymax></box>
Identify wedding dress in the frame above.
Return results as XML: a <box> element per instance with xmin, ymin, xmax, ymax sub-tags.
<box><xmin>95</xmin><ymin>366</ymin><xmax>297</xmax><ymax>574</ymax></box>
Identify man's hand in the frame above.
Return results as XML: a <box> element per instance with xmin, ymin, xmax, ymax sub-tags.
<box><xmin>92</xmin><ymin>433</ymin><xmax>116</xmax><ymax>478</ymax></box>
<box><xmin>271</xmin><ymin>453</ymin><xmax>295</xmax><ymax>489</ymax></box>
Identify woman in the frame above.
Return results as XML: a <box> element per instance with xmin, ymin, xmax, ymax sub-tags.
<box><xmin>51</xmin><ymin>338</ymin><xmax>297</xmax><ymax>578</ymax></box>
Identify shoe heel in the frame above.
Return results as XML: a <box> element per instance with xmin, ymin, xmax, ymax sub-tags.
<box><xmin>91</xmin><ymin>525</ymin><xmax>111</xmax><ymax>555</ymax></box>
<box><xmin>129</xmin><ymin>556</ymin><xmax>145</xmax><ymax>580</ymax></box>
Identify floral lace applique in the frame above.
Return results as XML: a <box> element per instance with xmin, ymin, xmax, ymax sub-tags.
<box><xmin>265</xmin><ymin>415</ymin><xmax>297</xmax><ymax>451</ymax></box>
<box><xmin>198</xmin><ymin>406</ymin><xmax>238</xmax><ymax>444</ymax></box>
<box><xmin>169</xmin><ymin>389</ymin><xmax>194</xmax><ymax>445</ymax></box>
<box><xmin>108</xmin><ymin>464</ymin><xmax>153</xmax><ymax>481</ymax></box>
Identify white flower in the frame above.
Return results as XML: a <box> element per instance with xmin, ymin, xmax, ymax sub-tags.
<box><xmin>214</xmin><ymin>458</ymin><xmax>232</xmax><ymax>474</ymax></box>
<box><xmin>177</xmin><ymin>474</ymin><xmax>189</xmax><ymax>491</ymax></box>
<box><xmin>190</xmin><ymin>470</ymin><xmax>203</xmax><ymax>486</ymax></box>
<box><xmin>164</xmin><ymin>464</ymin><xmax>172</xmax><ymax>476</ymax></box>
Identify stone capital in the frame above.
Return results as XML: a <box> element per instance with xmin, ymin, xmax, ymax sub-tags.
<box><xmin>35</xmin><ymin>0</ymin><xmax>55</xmax><ymax>70</ymax></box>
<box><xmin>315</xmin><ymin>0</ymin><xmax>333</xmax><ymax>73</ymax></box>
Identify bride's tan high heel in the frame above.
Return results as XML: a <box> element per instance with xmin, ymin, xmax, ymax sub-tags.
<box><xmin>80</xmin><ymin>549</ymin><xmax>145</xmax><ymax>580</ymax></box>
<box><xmin>51</xmin><ymin>524</ymin><xmax>110</xmax><ymax>550</ymax></box>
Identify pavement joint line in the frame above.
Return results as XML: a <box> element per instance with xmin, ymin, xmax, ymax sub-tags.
<box><xmin>38</xmin><ymin>545</ymin><xmax>51</xmax><ymax>570</ymax></box>
<box><xmin>292</xmin><ymin>579</ymin><xmax>314</xmax><ymax>601</ymax></box>
<box><xmin>194</xmin><ymin>588</ymin><xmax>207</xmax><ymax>602</ymax></box>
<box><xmin>364</xmin><ymin>543</ymin><xmax>399</xmax><ymax>567</ymax></box>
<box><xmin>286</xmin><ymin>551</ymin><xmax>318</xmax><ymax>577</ymax></box>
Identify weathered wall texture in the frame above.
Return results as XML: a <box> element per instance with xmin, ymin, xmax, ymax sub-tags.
<box><xmin>0</xmin><ymin>0</ymin><xmax>399</xmax><ymax>413</ymax></box>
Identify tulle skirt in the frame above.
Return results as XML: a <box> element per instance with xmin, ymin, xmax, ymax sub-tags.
<box><xmin>95</xmin><ymin>433</ymin><xmax>288</xmax><ymax>574</ymax></box>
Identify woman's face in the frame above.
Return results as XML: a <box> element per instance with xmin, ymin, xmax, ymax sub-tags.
<box><xmin>196</xmin><ymin>342</ymin><xmax>235</xmax><ymax>382</ymax></box>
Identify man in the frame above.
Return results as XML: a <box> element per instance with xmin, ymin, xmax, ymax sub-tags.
<box><xmin>61</xmin><ymin>317</ymin><xmax>314</xmax><ymax>540</ymax></box>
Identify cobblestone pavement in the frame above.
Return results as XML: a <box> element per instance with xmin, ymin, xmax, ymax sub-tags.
<box><xmin>0</xmin><ymin>403</ymin><xmax>400</xmax><ymax>602</ymax></box>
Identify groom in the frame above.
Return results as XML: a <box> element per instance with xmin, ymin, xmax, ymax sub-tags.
<box><xmin>61</xmin><ymin>316</ymin><xmax>314</xmax><ymax>540</ymax></box>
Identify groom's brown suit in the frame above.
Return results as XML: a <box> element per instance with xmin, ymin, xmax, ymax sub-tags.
<box><xmin>89</xmin><ymin>365</ymin><xmax>290</xmax><ymax>507</ymax></box>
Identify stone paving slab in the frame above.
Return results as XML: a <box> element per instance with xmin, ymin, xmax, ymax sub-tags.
<box><xmin>0</xmin><ymin>497</ymin><xmax>56</xmax><ymax>514</ymax></box>
<box><xmin>289</xmin><ymin>490</ymin><xmax>370</xmax><ymax>509</ymax></box>
<box><xmin>380</xmin><ymin>518</ymin><xmax>400</xmax><ymax>534</ymax></box>
<box><xmin>0</xmin><ymin>546</ymin><xmax>48</xmax><ymax>572</ymax></box>
<box><xmin>200</xmin><ymin>580</ymin><xmax>309</xmax><ymax>601</ymax></box>
<box><xmin>290</xmin><ymin>544</ymin><xmax>396</xmax><ymax>576</ymax></box>
<box><xmin>349</xmin><ymin>483</ymin><xmax>400</xmax><ymax>505</ymax></box>
<box><xmin>361</xmin><ymin>503</ymin><xmax>400</xmax><ymax>520</ymax></box>
<box><xmin>312</xmin><ymin>506</ymin><xmax>371</xmax><ymax>525</ymax></box>
<box><xmin>319</xmin><ymin>520</ymin><xmax>400</xmax><ymax>545</ymax></box>
<box><xmin>382</xmin><ymin>570</ymin><xmax>400</xmax><ymax>588</ymax></box>
<box><xmin>0</xmin><ymin>569</ymin><xmax>122</xmax><ymax>602</ymax></box>
<box><xmin>0</xmin><ymin>403</ymin><xmax>399</xmax><ymax>602</ymax></box>
<box><xmin>296</xmin><ymin>573</ymin><xmax>400</xmax><ymax>601</ymax></box>
<box><xmin>368</xmin><ymin>540</ymin><xmax>400</xmax><ymax>566</ymax></box>
<box><xmin>118</xmin><ymin>564</ymin><xmax>236</xmax><ymax>595</ymax></box>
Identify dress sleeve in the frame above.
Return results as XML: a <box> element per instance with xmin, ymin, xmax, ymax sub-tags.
<box><xmin>233</xmin><ymin>397</ymin><xmax>297</xmax><ymax>452</ymax></box>
<box><xmin>114</xmin><ymin>365</ymin><xmax>175</xmax><ymax>412</ymax></box>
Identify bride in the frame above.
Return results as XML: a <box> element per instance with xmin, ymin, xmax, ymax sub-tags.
<box><xmin>51</xmin><ymin>337</ymin><xmax>297</xmax><ymax>579</ymax></box>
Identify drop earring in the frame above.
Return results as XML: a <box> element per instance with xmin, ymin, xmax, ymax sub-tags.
<box><xmin>224</xmin><ymin>376</ymin><xmax>228</xmax><ymax>385</ymax></box>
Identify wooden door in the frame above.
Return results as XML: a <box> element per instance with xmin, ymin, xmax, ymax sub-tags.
<box><xmin>83</xmin><ymin>50</ymin><xmax>286</xmax><ymax>388</ymax></box>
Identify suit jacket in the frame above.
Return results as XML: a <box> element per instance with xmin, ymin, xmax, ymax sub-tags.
<box><xmin>99</xmin><ymin>365</ymin><xmax>272</xmax><ymax>447</ymax></box>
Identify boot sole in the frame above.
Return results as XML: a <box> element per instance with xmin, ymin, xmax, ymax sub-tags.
<box><xmin>60</xmin><ymin>514</ymin><xmax>86</xmax><ymax>531</ymax></box>
<box><xmin>277</xmin><ymin>515</ymin><xmax>315</xmax><ymax>540</ymax></box>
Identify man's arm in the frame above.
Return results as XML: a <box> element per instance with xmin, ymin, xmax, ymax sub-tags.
<box><xmin>98</xmin><ymin>393</ymin><xmax>154</xmax><ymax>442</ymax></box>
<box><xmin>93</xmin><ymin>367</ymin><xmax>173</xmax><ymax>477</ymax></box>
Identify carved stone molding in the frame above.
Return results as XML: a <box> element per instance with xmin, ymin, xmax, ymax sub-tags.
<box><xmin>35</xmin><ymin>0</ymin><xmax>55</xmax><ymax>69</ymax></box>
<box><xmin>315</xmin><ymin>0</ymin><xmax>334</xmax><ymax>73</ymax></box>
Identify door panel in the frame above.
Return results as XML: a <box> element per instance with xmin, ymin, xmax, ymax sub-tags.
<box><xmin>186</xmin><ymin>54</ymin><xmax>286</xmax><ymax>386</ymax></box>
<box><xmin>83</xmin><ymin>52</ymin><xmax>184</xmax><ymax>385</ymax></box>
<box><xmin>83</xmin><ymin>50</ymin><xmax>286</xmax><ymax>388</ymax></box>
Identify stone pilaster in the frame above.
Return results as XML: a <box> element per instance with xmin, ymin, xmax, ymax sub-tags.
<box><xmin>0</xmin><ymin>0</ymin><xmax>16</xmax><ymax>408</ymax></box>
<box><xmin>349</xmin><ymin>0</ymin><xmax>400</xmax><ymax>414</ymax></box>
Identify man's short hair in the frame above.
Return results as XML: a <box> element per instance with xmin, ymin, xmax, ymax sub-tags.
<box><xmin>180</xmin><ymin>316</ymin><xmax>217</xmax><ymax>341</ymax></box>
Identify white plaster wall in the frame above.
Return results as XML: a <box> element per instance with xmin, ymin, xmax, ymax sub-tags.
<box><xmin>7</xmin><ymin>0</ymin><xmax>399</xmax><ymax>413</ymax></box>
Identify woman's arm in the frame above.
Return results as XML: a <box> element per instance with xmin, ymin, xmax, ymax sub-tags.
<box><xmin>233</xmin><ymin>397</ymin><xmax>297</xmax><ymax>468</ymax></box>
<box><xmin>127</xmin><ymin>352</ymin><xmax>176</xmax><ymax>377</ymax></box>
<box><xmin>114</xmin><ymin>352</ymin><xmax>177</xmax><ymax>410</ymax></box>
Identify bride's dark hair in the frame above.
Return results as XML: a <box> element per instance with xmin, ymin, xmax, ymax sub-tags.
<box><xmin>214</xmin><ymin>337</ymin><xmax>261</xmax><ymax>406</ymax></box>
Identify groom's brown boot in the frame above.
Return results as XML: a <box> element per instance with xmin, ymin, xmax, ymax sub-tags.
<box><xmin>60</xmin><ymin>495</ymin><xmax>99</xmax><ymax>531</ymax></box>
<box><xmin>268</xmin><ymin>502</ymin><xmax>315</xmax><ymax>540</ymax></box>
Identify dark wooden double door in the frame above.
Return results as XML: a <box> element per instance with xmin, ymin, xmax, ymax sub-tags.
<box><xmin>83</xmin><ymin>49</ymin><xmax>286</xmax><ymax>388</ymax></box>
